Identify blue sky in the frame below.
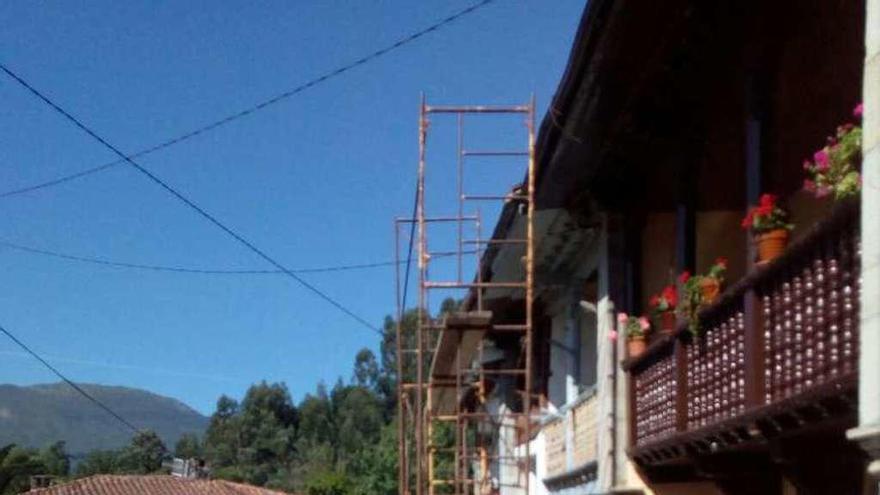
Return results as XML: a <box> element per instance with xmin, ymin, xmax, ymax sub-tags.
<box><xmin>0</xmin><ymin>1</ymin><xmax>585</xmax><ymax>415</ymax></box>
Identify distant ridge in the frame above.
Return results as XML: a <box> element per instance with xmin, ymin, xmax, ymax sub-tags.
<box><xmin>0</xmin><ymin>383</ymin><xmax>208</xmax><ymax>457</ymax></box>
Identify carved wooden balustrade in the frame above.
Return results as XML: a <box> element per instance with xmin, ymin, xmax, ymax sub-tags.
<box><xmin>623</xmin><ymin>200</ymin><xmax>860</xmax><ymax>467</ymax></box>
<box><xmin>541</xmin><ymin>389</ymin><xmax>599</xmax><ymax>490</ymax></box>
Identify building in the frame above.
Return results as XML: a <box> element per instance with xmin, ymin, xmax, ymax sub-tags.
<box><xmin>412</xmin><ymin>0</ymin><xmax>879</xmax><ymax>493</ymax></box>
<box><xmin>24</xmin><ymin>474</ymin><xmax>292</xmax><ymax>495</ymax></box>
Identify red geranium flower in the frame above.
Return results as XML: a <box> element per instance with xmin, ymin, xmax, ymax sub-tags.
<box><xmin>649</xmin><ymin>295</ymin><xmax>660</xmax><ymax>308</ymax></box>
<box><xmin>756</xmin><ymin>204</ymin><xmax>773</xmax><ymax>217</ymax></box>
<box><xmin>678</xmin><ymin>271</ymin><xmax>691</xmax><ymax>284</ymax></box>
<box><xmin>714</xmin><ymin>257</ymin><xmax>728</xmax><ymax>268</ymax></box>
<box><xmin>661</xmin><ymin>285</ymin><xmax>677</xmax><ymax>308</ymax></box>
<box><xmin>759</xmin><ymin>193</ymin><xmax>777</xmax><ymax>208</ymax></box>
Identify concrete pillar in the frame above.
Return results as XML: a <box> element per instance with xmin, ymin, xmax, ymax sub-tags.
<box><xmin>848</xmin><ymin>0</ymin><xmax>880</xmax><ymax>487</ymax></box>
<box><xmin>565</xmin><ymin>291</ymin><xmax>582</xmax><ymax>405</ymax></box>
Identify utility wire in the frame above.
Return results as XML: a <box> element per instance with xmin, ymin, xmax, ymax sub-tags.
<box><xmin>0</xmin><ymin>0</ymin><xmax>496</xmax><ymax>200</ymax></box>
<box><xmin>0</xmin><ymin>238</ymin><xmax>470</xmax><ymax>276</ymax></box>
<box><xmin>0</xmin><ymin>321</ymin><xmax>141</xmax><ymax>434</ymax></box>
<box><xmin>0</xmin><ymin>64</ymin><xmax>384</xmax><ymax>335</ymax></box>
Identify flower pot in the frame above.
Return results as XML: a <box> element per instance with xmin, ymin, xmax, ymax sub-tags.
<box><xmin>658</xmin><ymin>311</ymin><xmax>677</xmax><ymax>335</ymax></box>
<box><xmin>700</xmin><ymin>277</ymin><xmax>721</xmax><ymax>305</ymax></box>
<box><xmin>756</xmin><ymin>229</ymin><xmax>790</xmax><ymax>264</ymax></box>
<box><xmin>627</xmin><ymin>337</ymin><xmax>646</xmax><ymax>358</ymax></box>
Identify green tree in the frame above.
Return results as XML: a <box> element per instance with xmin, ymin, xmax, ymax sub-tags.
<box><xmin>333</xmin><ymin>386</ymin><xmax>383</xmax><ymax>470</ymax></box>
<box><xmin>349</xmin><ymin>422</ymin><xmax>398</xmax><ymax>495</ymax></box>
<box><xmin>195</xmin><ymin>304</ymin><xmax>428</xmax><ymax>493</ymax></box>
<box><xmin>352</xmin><ymin>349</ymin><xmax>379</xmax><ymax>389</ymax></box>
<box><xmin>174</xmin><ymin>433</ymin><xmax>202</xmax><ymax>459</ymax></box>
<box><xmin>203</xmin><ymin>383</ymin><xmax>299</xmax><ymax>491</ymax></box>
<box><xmin>75</xmin><ymin>449</ymin><xmax>120</xmax><ymax>477</ymax></box>
<box><xmin>304</xmin><ymin>470</ymin><xmax>351</xmax><ymax>495</ymax></box>
<box><xmin>296</xmin><ymin>384</ymin><xmax>335</xmax><ymax>450</ymax></box>
<box><xmin>40</xmin><ymin>441</ymin><xmax>70</xmax><ymax>477</ymax></box>
<box><xmin>119</xmin><ymin>430</ymin><xmax>167</xmax><ymax>474</ymax></box>
<box><xmin>0</xmin><ymin>444</ymin><xmax>46</xmax><ymax>494</ymax></box>
<box><xmin>203</xmin><ymin>395</ymin><xmax>241</xmax><ymax>469</ymax></box>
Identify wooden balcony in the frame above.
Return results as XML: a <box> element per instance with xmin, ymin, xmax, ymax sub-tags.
<box><xmin>541</xmin><ymin>389</ymin><xmax>599</xmax><ymax>490</ymax></box>
<box><xmin>622</xmin><ymin>200</ymin><xmax>861</xmax><ymax>480</ymax></box>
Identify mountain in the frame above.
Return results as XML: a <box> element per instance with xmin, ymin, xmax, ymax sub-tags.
<box><xmin>0</xmin><ymin>383</ymin><xmax>208</xmax><ymax>457</ymax></box>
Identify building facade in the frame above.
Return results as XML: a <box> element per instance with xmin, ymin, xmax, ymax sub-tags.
<box><xmin>425</xmin><ymin>0</ymin><xmax>878</xmax><ymax>493</ymax></box>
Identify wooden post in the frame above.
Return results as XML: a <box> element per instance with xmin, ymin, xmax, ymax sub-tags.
<box><xmin>743</xmin><ymin>289</ymin><xmax>766</xmax><ymax>408</ymax></box>
<box><xmin>675</xmin><ymin>339</ymin><xmax>689</xmax><ymax>432</ymax></box>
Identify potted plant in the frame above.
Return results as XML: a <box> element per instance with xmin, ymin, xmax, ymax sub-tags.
<box><xmin>741</xmin><ymin>193</ymin><xmax>794</xmax><ymax>264</ymax></box>
<box><xmin>699</xmin><ymin>257</ymin><xmax>727</xmax><ymax>304</ymax></box>
<box><xmin>678</xmin><ymin>271</ymin><xmax>702</xmax><ymax>337</ymax></box>
<box><xmin>649</xmin><ymin>284</ymin><xmax>678</xmax><ymax>335</ymax></box>
<box><xmin>618</xmin><ymin>312</ymin><xmax>650</xmax><ymax>358</ymax></box>
<box><xmin>803</xmin><ymin>103</ymin><xmax>863</xmax><ymax>200</ymax></box>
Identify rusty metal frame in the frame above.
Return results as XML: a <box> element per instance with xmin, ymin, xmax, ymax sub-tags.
<box><xmin>395</xmin><ymin>95</ymin><xmax>536</xmax><ymax>495</ymax></box>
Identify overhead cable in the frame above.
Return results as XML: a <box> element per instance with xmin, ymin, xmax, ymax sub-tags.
<box><xmin>0</xmin><ymin>0</ymin><xmax>496</xmax><ymax>200</ymax></box>
<box><xmin>1</xmin><ymin>63</ymin><xmax>383</xmax><ymax>335</ymax></box>
<box><xmin>0</xmin><ymin>238</ymin><xmax>469</xmax><ymax>276</ymax></box>
<box><xmin>0</xmin><ymin>321</ymin><xmax>141</xmax><ymax>434</ymax></box>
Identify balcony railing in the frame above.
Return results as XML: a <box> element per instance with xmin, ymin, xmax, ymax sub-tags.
<box><xmin>541</xmin><ymin>389</ymin><xmax>599</xmax><ymax>489</ymax></box>
<box><xmin>623</xmin><ymin>199</ymin><xmax>860</xmax><ymax>465</ymax></box>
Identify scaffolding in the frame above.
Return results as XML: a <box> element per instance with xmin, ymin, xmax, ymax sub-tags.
<box><xmin>395</xmin><ymin>96</ymin><xmax>536</xmax><ymax>495</ymax></box>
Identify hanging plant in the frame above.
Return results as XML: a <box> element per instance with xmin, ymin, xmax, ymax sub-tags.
<box><xmin>677</xmin><ymin>258</ymin><xmax>727</xmax><ymax>337</ymax></box>
<box><xmin>803</xmin><ymin>103</ymin><xmax>863</xmax><ymax>200</ymax></box>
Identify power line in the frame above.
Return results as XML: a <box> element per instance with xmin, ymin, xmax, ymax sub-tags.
<box><xmin>1</xmin><ymin>63</ymin><xmax>385</xmax><ymax>335</ymax></box>
<box><xmin>0</xmin><ymin>321</ymin><xmax>141</xmax><ymax>434</ymax></box>
<box><xmin>0</xmin><ymin>238</ymin><xmax>470</xmax><ymax>276</ymax></box>
<box><xmin>0</xmin><ymin>0</ymin><xmax>496</xmax><ymax>200</ymax></box>
<box><xmin>0</xmin><ymin>238</ymin><xmax>388</xmax><ymax>275</ymax></box>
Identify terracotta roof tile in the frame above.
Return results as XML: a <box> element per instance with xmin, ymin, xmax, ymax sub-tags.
<box><xmin>25</xmin><ymin>475</ymin><xmax>293</xmax><ymax>495</ymax></box>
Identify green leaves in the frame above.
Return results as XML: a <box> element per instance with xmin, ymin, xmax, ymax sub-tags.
<box><xmin>75</xmin><ymin>430</ymin><xmax>167</xmax><ymax>477</ymax></box>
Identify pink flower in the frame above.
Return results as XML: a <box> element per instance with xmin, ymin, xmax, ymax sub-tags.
<box><xmin>617</xmin><ymin>312</ymin><xmax>628</xmax><ymax>326</ymax></box>
<box><xmin>608</xmin><ymin>330</ymin><xmax>618</xmax><ymax>342</ymax></box>
<box><xmin>816</xmin><ymin>185</ymin><xmax>831</xmax><ymax>198</ymax></box>
<box><xmin>854</xmin><ymin>103</ymin><xmax>864</xmax><ymax>119</ymax></box>
<box><xmin>638</xmin><ymin>317</ymin><xmax>650</xmax><ymax>331</ymax></box>
<box><xmin>678</xmin><ymin>271</ymin><xmax>691</xmax><ymax>284</ymax></box>
<box><xmin>802</xmin><ymin>160</ymin><xmax>812</xmax><ymax>171</ymax></box>
<box><xmin>803</xmin><ymin>178</ymin><xmax>816</xmax><ymax>192</ymax></box>
<box><xmin>813</xmin><ymin>149</ymin><xmax>830</xmax><ymax>171</ymax></box>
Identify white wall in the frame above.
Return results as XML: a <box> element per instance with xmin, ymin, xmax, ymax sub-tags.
<box><xmin>548</xmin><ymin>305</ymin><xmax>570</xmax><ymax>411</ymax></box>
<box><xmin>848</xmin><ymin>0</ymin><xmax>880</xmax><ymax>485</ymax></box>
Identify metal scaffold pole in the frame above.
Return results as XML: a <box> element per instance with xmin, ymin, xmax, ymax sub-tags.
<box><xmin>416</xmin><ymin>93</ymin><xmax>428</xmax><ymax>495</ymax></box>
<box><xmin>397</xmin><ymin>95</ymin><xmax>535</xmax><ymax>495</ymax></box>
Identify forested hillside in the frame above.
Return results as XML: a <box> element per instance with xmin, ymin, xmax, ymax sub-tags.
<box><xmin>0</xmin><ymin>383</ymin><xmax>207</xmax><ymax>457</ymax></box>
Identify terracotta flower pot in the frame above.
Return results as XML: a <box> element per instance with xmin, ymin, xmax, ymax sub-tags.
<box><xmin>658</xmin><ymin>310</ymin><xmax>677</xmax><ymax>335</ymax></box>
<box><xmin>700</xmin><ymin>277</ymin><xmax>721</xmax><ymax>305</ymax></box>
<box><xmin>627</xmin><ymin>337</ymin><xmax>646</xmax><ymax>358</ymax></box>
<box><xmin>756</xmin><ymin>229</ymin><xmax>790</xmax><ymax>264</ymax></box>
